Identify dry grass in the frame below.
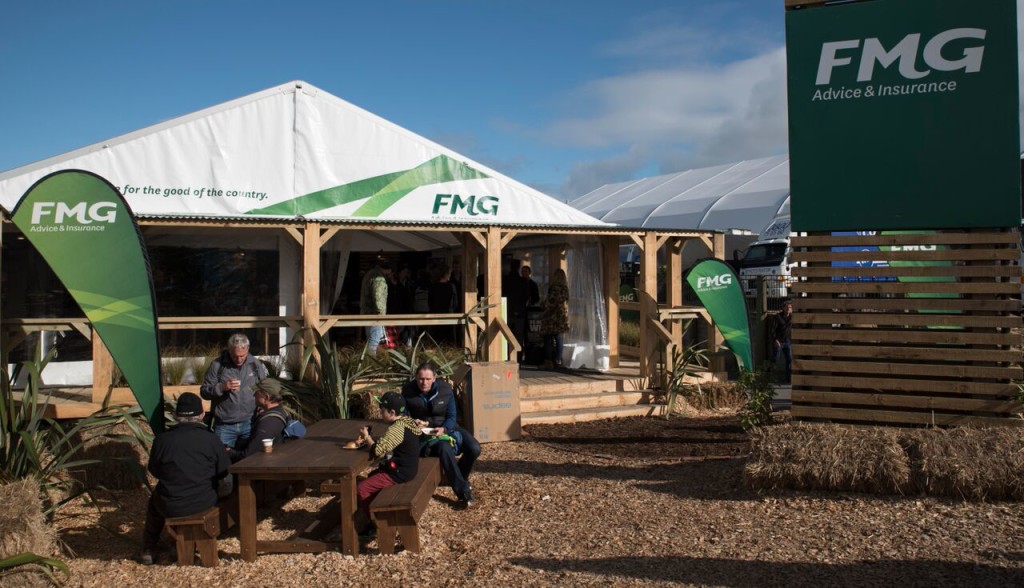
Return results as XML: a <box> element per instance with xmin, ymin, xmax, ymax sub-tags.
<box><xmin>0</xmin><ymin>479</ymin><xmax>56</xmax><ymax>558</ymax></box>
<box><xmin>746</xmin><ymin>423</ymin><xmax>1024</xmax><ymax>500</ymax></box>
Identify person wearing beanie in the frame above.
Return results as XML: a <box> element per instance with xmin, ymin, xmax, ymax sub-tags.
<box><xmin>140</xmin><ymin>392</ymin><xmax>230</xmax><ymax>565</ymax></box>
<box><xmin>354</xmin><ymin>391</ymin><xmax>421</xmax><ymax>536</ymax></box>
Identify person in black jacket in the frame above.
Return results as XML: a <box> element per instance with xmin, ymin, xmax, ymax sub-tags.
<box><xmin>355</xmin><ymin>392</ymin><xmax>422</xmax><ymax>532</ymax></box>
<box><xmin>141</xmin><ymin>393</ymin><xmax>229</xmax><ymax>565</ymax></box>
<box><xmin>772</xmin><ymin>300</ymin><xmax>793</xmax><ymax>383</ymax></box>
<box><xmin>401</xmin><ymin>362</ymin><xmax>481</xmax><ymax>508</ymax></box>
<box><xmin>227</xmin><ymin>380</ymin><xmax>288</xmax><ymax>462</ymax></box>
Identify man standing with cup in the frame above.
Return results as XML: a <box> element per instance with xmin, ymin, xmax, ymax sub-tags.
<box><xmin>201</xmin><ymin>333</ymin><xmax>268</xmax><ymax>448</ymax></box>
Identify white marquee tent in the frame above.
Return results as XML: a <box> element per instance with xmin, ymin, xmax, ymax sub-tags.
<box><xmin>569</xmin><ymin>155</ymin><xmax>790</xmax><ymax>236</ymax></box>
<box><xmin>0</xmin><ymin>81</ymin><xmax>657</xmax><ymax>387</ymax></box>
<box><xmin>0</xmin><ymin>80</ymin><xmax>607</xmax><ymax>244</ymax></box>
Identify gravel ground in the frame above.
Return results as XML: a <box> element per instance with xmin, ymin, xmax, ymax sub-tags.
<box><xmin>52</xmin><ymin>416</ymin><xmax>1024</xmax><ymax>587</ymax></box>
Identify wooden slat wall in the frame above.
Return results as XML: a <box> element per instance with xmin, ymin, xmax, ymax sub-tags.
<box><xmin>790</xmin><ymin>229</ymin><xmax>1023</xmax><ymax>427</ymax></box>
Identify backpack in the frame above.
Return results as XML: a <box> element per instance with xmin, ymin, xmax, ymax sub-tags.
<box><xmin>265</xmin><ymin>412</ymin><xmax>307</xmax><ymax>441</ymax></box>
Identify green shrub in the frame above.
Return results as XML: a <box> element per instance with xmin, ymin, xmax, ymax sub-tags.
<box><xmin>1</xmin><ymin>352</ymin><xmax>153</xmax><ymax>516</ymax></box>
<box><xmin>0</xmin><ymin>552</ymin><xmax>68</xmax><ymax>586</ymax></box>
<box><xmin>737</xmin><ymin>363</ymin><xmax>776</xmax><ymax>431</ymax></box>
<box><xmin>663</xmin><ymin>342</ymin><xmax>708</xmax><ymax>418</ymax></box>
<box><xmin>187</xmin><ymin>344</ymin><xmax>222</xmax><ymax>385</ymax></box>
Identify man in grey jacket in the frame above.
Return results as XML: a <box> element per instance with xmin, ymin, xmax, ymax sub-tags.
<box><xmin>200</xmin><ymin>333</ymin><xmax>268</xmax><ymax>448</ymax></box>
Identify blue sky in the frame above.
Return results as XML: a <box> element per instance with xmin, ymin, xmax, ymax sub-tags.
<box><xmin>0</xmin><ymin>0</ymin><xmax>788</xmax><ymax>200</ymax></box>
<box><xmin>4</xmin><ymin>1</ymin><xmax>1019</xmax><ymax>202</ymax></box>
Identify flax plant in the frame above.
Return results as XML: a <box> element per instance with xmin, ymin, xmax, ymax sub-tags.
<box><xmin>0</xmin><ymin>351</ymin><xmax>152</xmax><ymax>516</ymax></box>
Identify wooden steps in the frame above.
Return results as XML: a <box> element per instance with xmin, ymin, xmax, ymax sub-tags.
<box><xmin>522</xmin><ymin>404</ymin><xmax>660</xmax><ymax>425</ymax></box>
<box><xmin>519</xmin><ymin>363</ymin><xmax>663</xmax><ymax>425</ymax></box>
<box><xmin>521</xmin><ymin>390</ymin><xmax>654</xmax><ymax>413</ymax></box>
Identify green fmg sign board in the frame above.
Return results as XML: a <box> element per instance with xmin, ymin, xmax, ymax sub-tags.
<box><xmin>786</xmin><ymin>0</ymin><xmax>1020</xmax><ymax>232</ymax></box>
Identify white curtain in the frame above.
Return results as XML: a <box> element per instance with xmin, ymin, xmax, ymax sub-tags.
<box><xmin>564</xmin><ymin>237</ymin><xmax>609</xmax><ymax>370</ymax></box>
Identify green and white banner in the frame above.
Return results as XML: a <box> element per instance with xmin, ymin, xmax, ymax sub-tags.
<box><xmin>11</xmin><ymin>171</ymin><xmax>164</xmax><ymax>431</ymax></box>
<box><xmin>685</xmin><ymin>259</ymin><xmax>752</xmax><ymax>370</ymax></box>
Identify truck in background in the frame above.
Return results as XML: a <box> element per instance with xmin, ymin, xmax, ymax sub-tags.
<box><xmin>739</xmin><ymin>215</ymin><xmax>793</xmax><ymax>300</ymax></box>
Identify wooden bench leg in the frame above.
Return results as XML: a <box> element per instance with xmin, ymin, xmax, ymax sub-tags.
<box><xmin>175</xmin><ymin>530</ymin><xmax>195</xmax><ymax>566</ymax></box>
<box><xmin>375</xmin><ymin>514</ymin><xmax>396</xmax><ymax>555</ymax></box>
<box><xmin>397</xmin><ymin>524</ymin><xmax>420</xmax><ymax>553</ymax></box>
<box><xmin>196</xmin><ymin>535</ymin><xmax>219</xmax><ymax>567</ymax></box>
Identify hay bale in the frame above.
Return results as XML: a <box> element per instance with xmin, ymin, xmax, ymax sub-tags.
<box><xmin>352</xmin><ymin>390</ymin><xmax>382</xmax><ymax>420</ymax></box>
<box><xmin>71</xmin><ymin>422</ymin><xmax>150</xmax><ymax>491</ymax></box>
<box><xmin>0</xmin><ymin>479</ymin><xmax>56</xmax><ymax>559</ymax></box>
<box><xmin>902</xmin><ymin>426</ymin><xmax>1024</xmax><ymax>501</ymax></box>
<box><xmin>745</xmin><ymin>423</ymin><xmax>910</xmax><ymax>495</ymax></box>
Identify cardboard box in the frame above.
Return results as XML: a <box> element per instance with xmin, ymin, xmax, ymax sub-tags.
<box><xmin>464</xmin><ymin>361</ymin><xmax>520</xmax><ymax>443</ymax></box>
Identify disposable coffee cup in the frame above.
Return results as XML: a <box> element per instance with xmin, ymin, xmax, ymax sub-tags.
<box><xmin>262</xmin><ymin>439</ymin><xmax>273</xmax><ymax>453</ymax></box>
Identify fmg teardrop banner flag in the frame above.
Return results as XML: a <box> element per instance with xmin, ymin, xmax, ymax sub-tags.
<box><xmin>10</xmin><ymin>170</ymin><xmax>164</xmax><ymax>431</ymax></box>
<box><xmin>685</xmin><ymin>259</ymin><xmax>752</xmax><ymax>371</ymax></box>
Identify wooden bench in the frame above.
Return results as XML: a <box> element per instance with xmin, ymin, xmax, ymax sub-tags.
<box><xmin>164</xmin><ymin>506</ymin><xmax>220</xmax><ymax>567</ymax></box>
<box><xmin>370</xmin><ymin>458</ymin><xmax>441</xmax><ymax>554</ymax></box>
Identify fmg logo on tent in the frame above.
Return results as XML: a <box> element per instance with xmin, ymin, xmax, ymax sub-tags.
<box><xmin>432</xmin><ymin>193</ymin><xmax>499</xmax><ymax>218</ymax></box>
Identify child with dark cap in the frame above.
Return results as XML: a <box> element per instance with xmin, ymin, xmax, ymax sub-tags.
<box><xmin>355</xmin><ymin>392</ymin><xmax>422</xmax><ymax>534</ymax></box>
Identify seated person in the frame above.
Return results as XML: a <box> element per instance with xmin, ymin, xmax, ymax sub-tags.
<box><xmin>355</xmin><ymin>392</ymin><xmax>422</xmax><ymax>533</ymax></box>
<box><xmin>141</xmin><ymin>393</ymin><xmax>230</xmax><ymax>565</ymax></box>
<box><xmin>401</xmin><ymin>362</ymin><xmax>481</xmax><ymax>508</ymax></box>
<box><xmin>227</xmin><ymin>379</ymin><xmax>288</xmax><ymax>462</ymax></box>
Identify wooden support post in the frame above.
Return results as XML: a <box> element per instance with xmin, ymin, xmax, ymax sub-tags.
<box><xmin>709</xmin><ymin>232</ymin><xmax>726</xmax><ymax>355</ymax></box>
<box><xmin>547</xmin><ymin>244</ymin><xmax>567</xmax><ymax>277</ymax></box>
<box><xmin>461</xmin><ymin>232</ymin><xmax>479</xmax><ymax>355</ymax></box>
<box><xmin>485</xmin><ymin>227</ymin><xmax>504</xmax><ymax>361</ymax></box>
<box><xmin>639</xmin><ymin>232</ymin><xmax>659</xmax><ymax>380</ymax></box>
<box><xmin>302</xmin><ymin>222</ymin><xmax>321</xmax><ymax>344</ymax></box>
<box><xmin>91</xmin><ymin>329</ymin><xmax>114</xmax><ymax>404</ymax></box>
<box><xmin>666</xmin><ymin>237</ymin><xmax>684</xmax><ymax>353</ymax></box>
<box><xmin>602</xmin><ymin>237</ymin><xmax>620</xmax><ymax>368</ymax></box>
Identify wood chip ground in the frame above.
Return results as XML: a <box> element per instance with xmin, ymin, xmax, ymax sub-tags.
<box><xmin>53</xmin><ymin>416</ymin><xmax>1024</xmax><ymax>587</ymax></box>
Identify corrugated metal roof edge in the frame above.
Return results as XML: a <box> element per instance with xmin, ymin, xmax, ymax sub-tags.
<box><xmin>130</xmin><ymin>214</ymin><xmax>721</xmax><ymax>235</ymax></box>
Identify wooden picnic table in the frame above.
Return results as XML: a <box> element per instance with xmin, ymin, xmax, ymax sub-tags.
<box><xmin>229</xmin><ymin>418</ymin><xmax>372</xmax><ymax>560</ymax></box>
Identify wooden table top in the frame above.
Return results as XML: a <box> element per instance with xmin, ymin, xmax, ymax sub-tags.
<box><xmin>229</xmin><ymin>418</ymin><xmax>376</xmax><ymax>476</ymax></box>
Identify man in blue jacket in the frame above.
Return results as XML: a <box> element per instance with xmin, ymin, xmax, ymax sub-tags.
<box><xmin>200</xmin><ymin>333</ymin><xmax>268</xmax><ymax>448</ymax></box>
<box><xmin>401</xmin><ymin>362</ymin><xmax>481</xmax><ymax>508</ymax></box>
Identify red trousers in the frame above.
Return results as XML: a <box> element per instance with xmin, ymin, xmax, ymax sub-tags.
<box><xmin>357</xmin><ymin>470</ymin><xmax>397</xmax><ymax>513</ymax></box>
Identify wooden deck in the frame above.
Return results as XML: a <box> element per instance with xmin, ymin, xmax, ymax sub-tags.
<box><xmin>12</xmin><ymin>386</ymin><xmax>206</xmax><ymax>419</ymax></box>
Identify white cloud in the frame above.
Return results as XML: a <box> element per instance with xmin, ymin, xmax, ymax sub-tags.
<box><xmin>549</xmin><ymin>47</ymin><xmax>788</xmax><ymax>196</ymax></box>
<box><xmin>551</xmin><ymin>0</ymin><xmax>1024</xmax><ymax>199</ymax></box>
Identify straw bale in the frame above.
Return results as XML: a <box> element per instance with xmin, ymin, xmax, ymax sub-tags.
<box><xmin>71</xmin><ymin>422</ymin><xmax>150</xmax><ymax>491</ymax></box>
<box><xmin>0</xmin><ymin>479</ymin><xmax>56</xmax><ymax>558</ymax></box>
<box><xmin>745</xmin><ymin>422</ymin><xmax>910</xmax><ymax>494</ymax></box>
<box><xmin>902</xmin><ymin>426</ymin><xmax>1024</xmax><ymax>501</ymax></box>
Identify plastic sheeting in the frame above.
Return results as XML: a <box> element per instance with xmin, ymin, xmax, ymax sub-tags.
<box><xmin>564</xmin><ymin>238</ymin><xmax>609</xmax><ymax>370</ymax></box>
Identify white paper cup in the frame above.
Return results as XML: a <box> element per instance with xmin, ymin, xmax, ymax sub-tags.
<box><xmin>262</xmin><ymin>438</ymin><xmax>273</xmax><ymax>453</ymax></box>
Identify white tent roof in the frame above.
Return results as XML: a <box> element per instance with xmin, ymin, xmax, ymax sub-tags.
<box><xmin>0</xmin><ymin>81</ymin><xmax>606</xmax><ymax>235</ymax></box>
<box><xmin>570</xmin><ymin>155</ymin><xmax>790</xmax><ymax>235</ymax></box>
